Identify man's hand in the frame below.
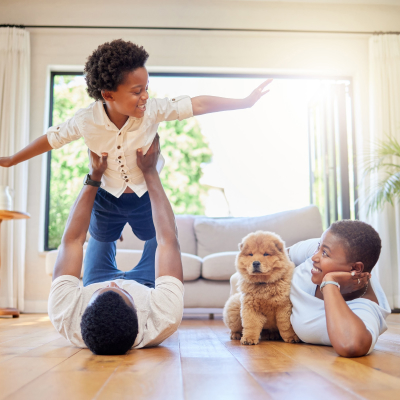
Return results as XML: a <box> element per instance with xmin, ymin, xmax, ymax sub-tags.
<box><xmin>0</xmin><ymin>157</ymin><xmax>13</xmax><ymax>168</ymax></box>
<box><xmin>137</xmin><ymin>134</ymin><xmax>160</xmax><ymax>175</ymax></box>
<box><xmin>89</xmin><ymin>151</ymin><xmax>108</xmax><ymax>181</ymax></box>
<box><xmin>323</xmin><ymin>271</ymin><xmax>371</xmax><ymax>295</ymax></box>
<box><xmin>243</xmin><ymin>78</ymin><xmax>273</xmax><ymax>108</ymax></box>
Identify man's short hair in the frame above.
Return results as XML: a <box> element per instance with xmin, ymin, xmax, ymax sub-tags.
<box><xmin>80</xmin><ymin>291</ymin><xmax>138</xmax><ymax>355</ymax></box>
<box><xmin>84</xmin><ymin>39</ymin><xmax>149</xmax><ymax>101</ymax></box>
<box><xmin>329</xmin><ymin>219</ymin><xmax>381</xmax><ymax>272</ymax></box>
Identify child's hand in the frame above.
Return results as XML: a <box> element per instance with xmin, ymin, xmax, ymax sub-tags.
<box><xmin>137</xmin><ymin>134</ymin><xmax>160</xmax><ymax>175</ymax></box>
<box><xmin>89</xmin><ymin>151</ymin><xmax>108</xmax><ymax>181</ymax></box>
<box><xmin>0</xmin><ymin>157</ymin><xmax>13</xmax><ymax>168</ymax></box>
<box><xmin>244</xmin><ymin>78</ymin><xmax>273</xmax><ymax>108</ymax></box>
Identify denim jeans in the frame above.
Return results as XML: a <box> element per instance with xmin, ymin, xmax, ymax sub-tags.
<box><xmin>83</xmin><ymin>236</ymin><xmax>157</xmax><ymax>288</ymax></box>
<box><xmin>89</xmin><ymin>188</ymin><xmax>156</xmax><ymax>243</ymax></box>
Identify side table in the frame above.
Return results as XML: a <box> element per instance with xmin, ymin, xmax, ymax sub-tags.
<box><xmin>0</xmin><ymin>210</ymin><xmax>30</xmax><ymax>318</ymax></box>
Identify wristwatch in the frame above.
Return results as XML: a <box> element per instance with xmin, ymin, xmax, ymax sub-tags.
<box><xmin>83</xmin><ymin>174</ymin><xmax>101</xmax><ymax>188</ymax></box>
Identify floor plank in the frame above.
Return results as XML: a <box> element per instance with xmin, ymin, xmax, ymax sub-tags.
<box><xmin>2</xmin><ymin>314</ymin><xmax>400</xmax><ymax>400</ymax></box>
<box><xmin>0</xmin><ymin>356</ymin><xmax>66</xmax><ymax>399</ymax></box>
<box><xmin>96</xmin><ymin>332</ymin><xmax>184</xmax><ymax>400</ymax></box>
<box><xmin>179</xmin><ymin>320</ymin><xmax>270</xmax><ymax>400</ymax></box>
<box><xmin>209</xmin><ymin>321</ymin><xmax>359</xmax><ymax>400</ymax></box>
<box><xmin>6</xmin><ymin>350</ymin><xmax>123</xmax><ymax>400</ymax></box>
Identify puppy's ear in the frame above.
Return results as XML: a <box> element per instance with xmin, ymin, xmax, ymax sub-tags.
<box><xmin>238</xmin><ymin>242</ymin><xmax>244</xmax><ymax>251</ymax></box>
<box><xmin>273</xmin><ymin>239</ymin><xmax>284</xmax><ymax>253</ymax></box>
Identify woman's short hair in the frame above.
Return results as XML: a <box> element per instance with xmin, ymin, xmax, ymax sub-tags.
<box><xmin>329</xmin><ymin>220</ymin><xmax>381</xmax><ymax>272</ymax></box>
<box><xmin>80</xmin><ymin>291</ymin><xmax>138</xmax><ymax>355</ymax></box>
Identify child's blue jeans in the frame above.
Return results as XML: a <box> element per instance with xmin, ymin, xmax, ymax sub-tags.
<box><xmin>83</xmin><ymin>236</ymin><xmax>157</xmax><ymax>288</ymax></box>
<box><xmin>84</xmin><ymin>188</ymin><xmax>157</xmax><ymax>288</ymax></box>
<box><xmin>89</xmin><ymin>188</ymin><xmax>156</xmax><ymax>243</ymax></box>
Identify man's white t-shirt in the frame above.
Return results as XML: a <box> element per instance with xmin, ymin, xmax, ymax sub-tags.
<box><xmin>289</xmin><ymin>238</ymin><xmax>391</xmax><ymax>355</ymax></box>
<box><xmin>48</xmin><ymin>275</ymin><xmax>184</xmax><ymax>349</ymax></box>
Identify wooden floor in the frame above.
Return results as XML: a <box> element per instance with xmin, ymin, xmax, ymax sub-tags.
<box><xmin>1</xmin><ymin>314</ymin><xmax>400</xmax><ymax>400</ymax></box>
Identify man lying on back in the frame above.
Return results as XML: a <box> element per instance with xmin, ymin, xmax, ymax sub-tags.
<box><xmin>48</xmin><ymin>135</ymin><xmax>184</xmax><ymax>354</ymax></box>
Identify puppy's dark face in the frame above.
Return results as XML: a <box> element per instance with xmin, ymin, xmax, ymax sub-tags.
<box><xmin>236</xmin><ymin>231</ymin><xmax>291</xmax><ymax>283</ymax></box>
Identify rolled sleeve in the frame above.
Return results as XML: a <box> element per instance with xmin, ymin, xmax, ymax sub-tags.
<box><xmin>143</xmin><ymin>276</ymin><xmax>184</xmax><ymax>347</ymax></box>
<box><xmin>350</xmin><ymin>302</ymin><xmax>387</xmax><ymax>355</ymax></box>
<box><xmin>47</xmin><ymin>116</ymin><xmax>82</xmax><ymax>149</ymax></box>
<box><xmin>290</xmin><ymin>238</ymin><xmax>320</xmax><ymax>267</ymax></box>
<box><xmin>151</xmin><ymin>96</ymin><xmax>193</xmax><ymax>124</ymax></box>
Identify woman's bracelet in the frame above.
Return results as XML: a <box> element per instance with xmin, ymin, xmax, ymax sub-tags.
<box><xmin>320</xmin><ymin>281</ymin><xmax>341</xmax><ymax>293</ymax></box>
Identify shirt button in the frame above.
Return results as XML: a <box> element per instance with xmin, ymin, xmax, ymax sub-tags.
<box><xmin>124</xmin><ymin>176</ymin><xmax>128</xmax><ymax>178</ymax></box>
<box><xmin>125</xmin><ymin>179</ymin><xmax>129</xmax><ymax>182</ymax></box>
<box><xmin>117</xmin><ymin>146</ymin><xmax>121</xmax><ymax>149</ymax></box>
<box><xmin>119</xmin><ymin>133</ymin><xmax>121</xmax><ymax>136</ymax></box>
<box><xmin>172</xmin><ymin>98</ymin><xmax>175</xmax><ymax>101</ymax></box>
<box><xmin>121</xmin><ymin>165</ymin><xmax>124</xmax><ymax>167</ymax></box>
<box><xmin>57</xmin><ymin>127</ymin><xmax>60</xmax><ymax>130</ymax></box>
<box><xmin>118</xmin><ymin>156</ymin><xmax>122</xmax><ymax>159</ymax></box>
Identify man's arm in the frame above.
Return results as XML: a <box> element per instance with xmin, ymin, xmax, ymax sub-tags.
<box><xmin>137</xmin><ymin>135</ymin><xmax>183</xmax><ymax>283</ymax></box>
<box><xmin>0</xmin><ymin>135</ymin><xmax>53</xmax><ymax>168</ymax></box>
<box><xmin>191</xmin><ymin>78</ymin><xmax>272</xmax><ymax>116</ymax></box>
<box><xmin>52</xmin><ymin>152</ymin><xmax>108</xmax><ymax>280</ymax></box>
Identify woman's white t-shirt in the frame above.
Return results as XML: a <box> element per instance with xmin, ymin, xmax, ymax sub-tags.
<box><xmin>289</xmin><ymin>238</ymin><xmax>391</xmax><ymax>354</ymax></box>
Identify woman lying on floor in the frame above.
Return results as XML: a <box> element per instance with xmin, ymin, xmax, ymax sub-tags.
<box><xmin>288</xmin><ymin>219</ymin><xmax>391</xmax><ymax>357</ymax></box>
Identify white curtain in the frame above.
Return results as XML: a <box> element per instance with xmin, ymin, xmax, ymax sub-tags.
<box><xmin>368</xmin><ymin>34</ymin><xmax>400</xmax><ymax>309</ymax></box>
<box><xmin>0</xmin><ymin>27</ymin><xmax>30</xmax><ymax>311</ymax></box>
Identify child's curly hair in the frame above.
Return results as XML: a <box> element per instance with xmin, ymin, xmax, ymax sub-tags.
<box><xmin>84</xmin><ymin>39</ymin><xmax>149</xmax><ymax>101</ymax></box>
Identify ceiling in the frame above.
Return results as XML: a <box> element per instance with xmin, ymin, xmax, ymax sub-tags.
<box><xmin>223</xmin><ymin>0</ymin><xmax>400</xmax><ymax>5</ymax></box>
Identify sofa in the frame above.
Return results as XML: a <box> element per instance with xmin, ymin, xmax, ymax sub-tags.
<box><xmin>45</xmin><ymin>205</ymin><xmax>323</xmax><ymax>312</ymax></box>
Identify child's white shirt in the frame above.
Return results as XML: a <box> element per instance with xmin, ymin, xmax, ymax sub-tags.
<box><xmin>46</xmin><ymin>96</ymin><xmax>193</xmax><ymax>198</ymax></box>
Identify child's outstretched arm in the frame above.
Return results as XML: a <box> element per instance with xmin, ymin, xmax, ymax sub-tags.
<box><xmin>191</xmin><ymin>78</ymin><xmax>272</xmax><ymax>116</ymax></box>
<box><xmin>0</xmin><ymin>135</ymin><xmax>53</xmax><ymax>168</ymax></box>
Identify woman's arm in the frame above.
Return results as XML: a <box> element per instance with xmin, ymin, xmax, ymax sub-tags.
<box><xmin>0</xmin><ymin>135</ymin><xmax>52</xmax><ymax>167</ymax></box>
<box><xmin>322</xmin><ymin>274</ymin><xmax>372</xmax><ymax>357</ymax></box>
<box><xmin>191</xmin><ymin>79</ymin><xmax>272</xmax><ymax>116</ymax></box>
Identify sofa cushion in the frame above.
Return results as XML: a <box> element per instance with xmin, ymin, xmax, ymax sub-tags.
<box><xmin>181</xmin><ymin>253</ymin><xmax>202</xmax><ymax>281</ymax></box>
<box><xmin>202</xmin><ymin>252</ymin><xmax>238</xmax><ymax>281</ymax></box>
<box><xmin>194</xmin><ymin>205</ymin><xmax>323</xmax><ymax>258</ymax></box>
<box><xmin>116</xmin><ymin>214</ymin><xmax>197</xmax><ymax>255</ymax></box>
<box><xmin>183</xmin><ymin>280</ymin><xmax>231</xmax><ymax>308</ymax></box>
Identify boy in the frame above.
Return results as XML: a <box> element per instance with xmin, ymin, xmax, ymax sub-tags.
<box><xmin>0</xmin><ymin>40</ymin><xmax>271</xmax><ymax>280</ymax></box>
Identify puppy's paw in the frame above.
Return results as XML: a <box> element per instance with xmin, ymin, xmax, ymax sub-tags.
<box><xmin>282</xmin><ymin>333</ymin><xmax>300</xmax><ymax>343</ymax></box>
<box><xmin>230</xmin><ymin>332</ymin><xmax>242</xmax><ymax>340</ymax></box>
<box><xmin>241</xmin><ymin>337</ymin><xmax>259</xmax><ymax>345</ymax></box>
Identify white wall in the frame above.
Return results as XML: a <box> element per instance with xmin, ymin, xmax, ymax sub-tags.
<box><xmin>1</xmin><ymin>0</ymin><xmax>400</xmax><ymax>312</ymax></box>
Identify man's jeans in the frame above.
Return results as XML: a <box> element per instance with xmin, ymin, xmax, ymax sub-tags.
<box><xmin>83</xmin><ymin>236</ymin><xmax>157</xmax><ymax>288</ymax></box>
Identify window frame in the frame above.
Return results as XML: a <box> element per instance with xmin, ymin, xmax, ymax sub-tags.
<box><xmin>44</xmin><ymin>71</ymin><xmax>358</xmax><ymax>251</ymax></box>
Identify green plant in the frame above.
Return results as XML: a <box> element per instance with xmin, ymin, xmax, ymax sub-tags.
<box><xmin>363</xmin><ymin>136</ymin><xmax>400</xmax><ymax>214</ymax></box>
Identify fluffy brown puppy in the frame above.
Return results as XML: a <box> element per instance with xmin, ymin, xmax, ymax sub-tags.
<box><xmin>223</xmin><ymin>231</ymin><xmax>300</xmax><ymax>345</ymax></box>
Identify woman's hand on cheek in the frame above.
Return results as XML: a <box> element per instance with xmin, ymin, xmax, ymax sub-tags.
<box><xmin>323</xmin><ymin>271</ymin><xmax>371</xmax><ymax>294</ymax></box>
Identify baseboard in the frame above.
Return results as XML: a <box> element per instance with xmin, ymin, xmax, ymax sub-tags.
<box><xmin>23</xmin><ymin>300</ymin><xmax>48</xmax><ymax>313</ymax></box>
<box><xmin>183</xmin><ymin>308</ymin><xmax>223</xmax><ymax>316</ymax></box>
<box><xmin>20</xmin><ymin>304</ymin><xmax>223</xmax><ymax>315</ymax></box>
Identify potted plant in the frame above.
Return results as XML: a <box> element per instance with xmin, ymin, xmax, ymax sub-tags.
<box><xmin>363</xmin><ymin>136</ymin><xmax>400</xmax><ymax>214</ymax></box>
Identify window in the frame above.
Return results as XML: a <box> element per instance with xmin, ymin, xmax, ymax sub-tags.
<box><xmin>44</xmin><ymin>72</ymin><xmax>356</xmax><ymax>250</ymax></box>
